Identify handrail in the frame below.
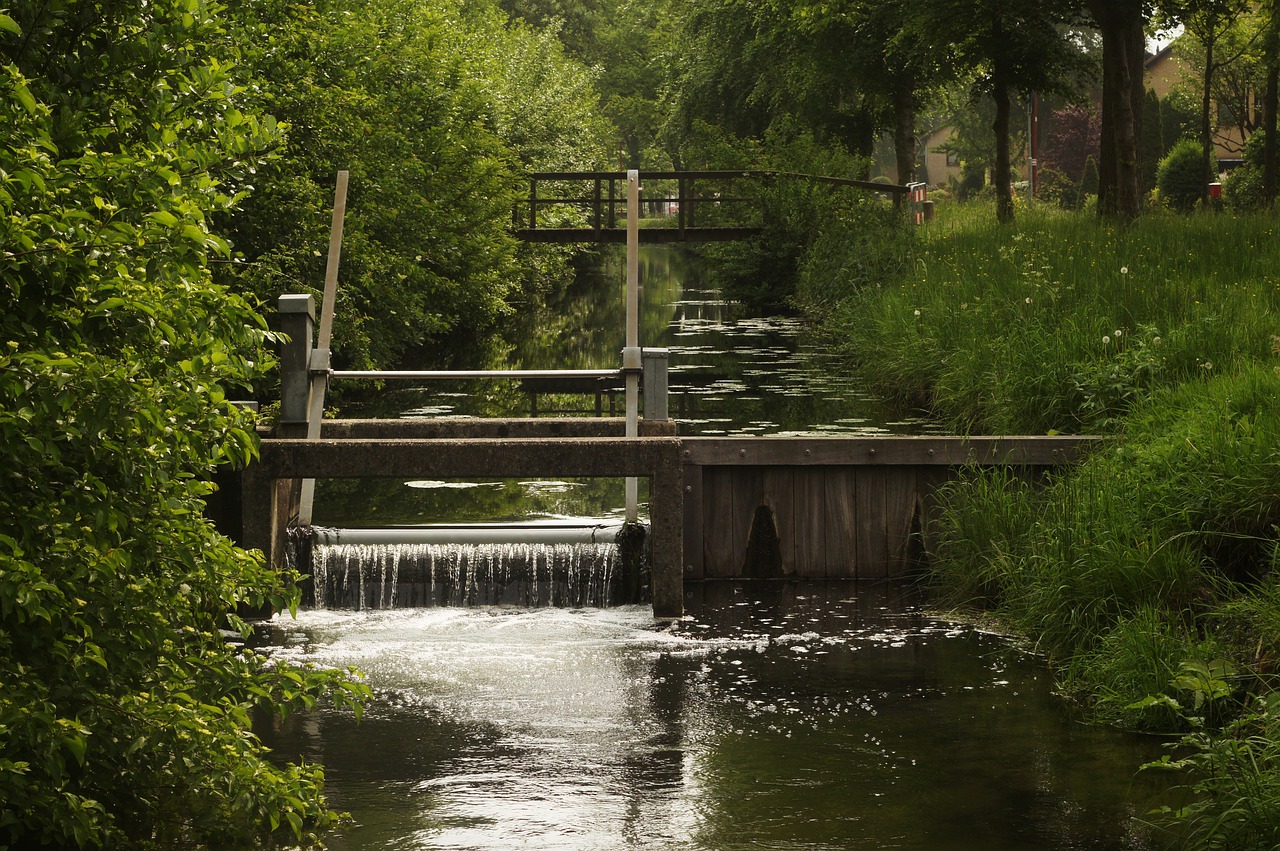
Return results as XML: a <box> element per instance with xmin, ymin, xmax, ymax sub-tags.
<box><xmin>526</xmin><ymin>169</ymin><xmax>909</xmax><ymax>197</ymax></box>
<box><xmin>329</xmin><ymin>369</ymin><xmax>623</xmax><ymax>381</ymax></box>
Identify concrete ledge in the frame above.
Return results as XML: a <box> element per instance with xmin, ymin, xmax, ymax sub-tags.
<box><xmin>257</xmin><ymin>437</ymin><xmax>682</xmax><ymax>479</ymax></box>
<box><xmin>316</xmin><ymin>417</ymin><xmax>677</xmax><ymax>440</ymax></box>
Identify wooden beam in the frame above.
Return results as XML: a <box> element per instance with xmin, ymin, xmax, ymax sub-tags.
<box><xmin>680</xmin><ymin>436</ymin><xmax>1101</xmax><ymax>467</ymax></box>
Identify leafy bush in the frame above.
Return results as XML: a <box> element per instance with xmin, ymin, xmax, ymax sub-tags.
<box><xmin>0</xmin><ymin>5</ymin><xmax>366</xmax><ymax>847</ymax></box>
<box><xmin>1225</xmin><ymin>131</ymin><xmax>1268</xmax><ymax>212</ymax></box>
<box><xmin>1159</xmin><ymin>139</ymin><xmax>1215</xmax><ymax>212</ymax></box>
<box><xmin>1036</xmin><ymin>165</ymin><xmax>1082</xmax><ymax>209</ymax></box>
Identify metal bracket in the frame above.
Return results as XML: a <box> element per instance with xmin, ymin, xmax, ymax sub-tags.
<box><xmin>308</xmin><ymin>347</ymin><xmax>331</xmax><ymax>375</ymax></box>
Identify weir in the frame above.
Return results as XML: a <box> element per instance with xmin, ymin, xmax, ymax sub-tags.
<box><xmin>307</xmin><ymin>540</ymin><xmax>624</xmax><ymax>609</ymax></box>
<box><xmin>217</xmin><ymin>170</ymin><xmax>1085</xmax><ymax>618</ymax></box>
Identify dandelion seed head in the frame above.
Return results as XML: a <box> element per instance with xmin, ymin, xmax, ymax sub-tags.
<box><xmin>1114</xmin><ymin>329</ymin><xmax>1122</xmax><ymax>337</ymax></box>
<box><xmin>1120</xmin><ymin>266</ymin><xmax>1129</xmax><ymax>275</ymax></box>
<box><xmin>1102</xmin><ymin>335</ymin><xmax>1111</xmax><ymax>345</ymax></box>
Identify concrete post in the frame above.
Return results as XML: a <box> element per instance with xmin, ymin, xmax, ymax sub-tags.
<box><xmin>642</xmin><ymin>348</ymin><xmax>670</xmax><ymax>422</ymax></box>
<box><xmin>649</xmin><ymin>443</ymin><xmax>684</xmax><ymax>618</ymax></box>
<box><xmin>278</xmin><ymin>295</ymin><xmax>315</xmax><ymax>430</ymax></box>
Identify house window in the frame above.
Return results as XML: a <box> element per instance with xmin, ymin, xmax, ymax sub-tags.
<box><xmin>945</xmin><ymin>150</ymin><xmax>960</xmax><ymax>167</ymax></box>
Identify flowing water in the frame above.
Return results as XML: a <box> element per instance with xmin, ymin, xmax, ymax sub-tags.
<box><xmin>262</xmin><ymin>584</ymin><xmax>1167</xmax><ymax>850</ymax></box>
<box><xmin>274</xmin><ymin>247</ymin><xmax>1172</xmax><ymax>848</ymax></box>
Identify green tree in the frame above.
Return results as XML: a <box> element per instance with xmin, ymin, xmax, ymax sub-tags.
<box><xmin>914</xmin><ymin>0</ymin><xmax>1089</xmax><ymax>223</ymax></box>
<box><xmin>1160</xmin><ymin>0</ymin><xmax>1256</xmax><ymax>207</ymax></box>
<box><xmin>221</xmin><ymin>0</ymin><xmax>613</xmax><ymax>372</ymax></box>
<box><xmin>0</xmin><ymin>1</ymin><xmax>366</xmax><ymax>846</ymax></box>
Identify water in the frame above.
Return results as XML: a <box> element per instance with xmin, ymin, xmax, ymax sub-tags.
<box><xmin>261</xmin><ymin>584</ymin><xmax>1167</xmax><ymax>850</ymax></box>
<box><xmin>277</xmin><ymin>248</ymin><xmax>1171</xmax><ymax>847</ymax></box>
<box><xmin>363</xmin><ymin>247</ymin><xmax>931</xmax><ymax>437</ymax></box>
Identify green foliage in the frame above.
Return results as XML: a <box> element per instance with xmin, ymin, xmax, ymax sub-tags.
<box><xmin>1035</xmin><ymin>165</ymin><xmax>1083</xmax><ymax>209</ymax></box>
<box><xmin>1159</xmin><ymin>138</ymin><xmax>1217</xmax><ymax>212</ymax></box>
<box><xmin>1224</xmin><ymin>130</ymin><xmax>1268</xmax><ymax>211</ymax></box>
<box><xmin>1135</xmin><ymin>666</ymin><xmax>1280</xmax><ymax>849</ymax></box>
<box><xmin>0</xmin><ymin>3</ymin><xmax>367</xmax><ymax>846</ymax></box>
<box><xmin>220</xmin><ymin>0</ymin><xmax>613</xmax><ymax>371</ymax></box>
<box><xmin>930</xmin><ymin>364</ymin><xmax>1280</xmax><ymax>729</ymax></box>
<box><xmin>689</xmin><ymin>124</ymin><xmax>906</xmax><ymax>314</ymax></box>
<box><xmin>1080</xmin><ymin>154</ymin><xmax>1100</xmax><ymax>198</ymax></box>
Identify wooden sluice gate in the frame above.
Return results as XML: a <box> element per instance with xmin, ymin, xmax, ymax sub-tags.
<box><xmin>679</xmin><ymin>435</ymin><xmax>1096</xmax><ymax>582</ymax></box>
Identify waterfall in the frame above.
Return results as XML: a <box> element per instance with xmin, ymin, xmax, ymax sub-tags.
<box><xmin>304</xmin><ymin>540</ymin><xmax>631</xmax><ymax>609</ymax></box>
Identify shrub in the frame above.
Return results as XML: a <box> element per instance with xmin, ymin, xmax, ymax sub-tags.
<box><xmin>1158</xmin><ymin>139</ymin><xmax>1216</xmax><ymax>212</ymax></box>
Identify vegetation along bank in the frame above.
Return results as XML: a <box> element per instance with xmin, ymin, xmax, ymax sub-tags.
<box><xmin>801</xmin><ymin>201</ymin><xmax>1280</xmax><ymax>847</ymax></box>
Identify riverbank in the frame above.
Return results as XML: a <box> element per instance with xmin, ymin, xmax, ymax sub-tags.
<box><xmin>817</xmin><ymin>201</ymin><xmax>1280</xmax><ymax>847</ymax></box>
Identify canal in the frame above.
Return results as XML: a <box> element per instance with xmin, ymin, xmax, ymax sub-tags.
<box><xmin>264</xmin><ymin>247</ymin><xmax>1170</xmax><ymax>849</ymax></box>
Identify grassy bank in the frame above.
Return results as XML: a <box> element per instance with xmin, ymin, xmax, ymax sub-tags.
<box><xmin>816</xmin><ymin>202</ymin><xmax>1280</xmax><ymax>847</ymax></box>
<box><xmin>829</xmin><ymin>204</ymin><xmax>1280</xmax><ymax>434</ymax></box>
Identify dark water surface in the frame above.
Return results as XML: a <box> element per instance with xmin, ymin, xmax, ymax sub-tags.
<box><xmin>263</xmin><ymin>583</ymin><xmax>1166</xmax><ymax>850</ymax></box>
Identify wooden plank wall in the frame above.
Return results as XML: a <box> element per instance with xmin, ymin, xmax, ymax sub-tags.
<box><xmin>681</xmin><ymin>436</ymin><xmax>1097</xmax><ymax>581</ymax></box>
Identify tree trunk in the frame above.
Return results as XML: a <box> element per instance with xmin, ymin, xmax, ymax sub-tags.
<box><xmin>1089</xmin><ymin>0</ymin><xmax>1144</xmax><ymax>221</ymax></box>
<box><xmin>993</xmin><ymin>75</ymin><xmax>1013</xmax><ymax>224</ymax></box>
<box><xmin>893</xmin><ymin>80</ymin><xmax>916</xmax><ymax>185</ymax></box>
<box><xmin>1202</xmin><ymin>38</ymin><xmax>1216</xmax><ymax>208</ymax></box>
<box><xmin>1264</xmin><ymin>7</ymin><xmax>1279</xmax><ymax>206</ymax></box>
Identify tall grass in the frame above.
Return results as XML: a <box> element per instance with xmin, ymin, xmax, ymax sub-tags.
<box><xmin>829</xmin><ymin>204</ymin><xmax>1280</xmax><ymax>433</ymax></box>
<box><xmin>821</xmin><ymin>206</ymin><xmax>1280</xmax><ymax>845</ymax></box>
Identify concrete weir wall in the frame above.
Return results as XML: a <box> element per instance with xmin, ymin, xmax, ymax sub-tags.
<box><xmin>233</xmin><ymin>419</ymin><xmax>1098</xmax><ymax>620</ymax></box>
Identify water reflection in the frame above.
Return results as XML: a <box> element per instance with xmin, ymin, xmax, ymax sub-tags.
<box><xmin>341</xmin><ymin>247</ymin><xmax>934</xmax><ymax>437</ymax></box>
<box><xmin>261</xmin><ymin>583</ymin><xmax>1166</xmax><ymax>850</ymax></box>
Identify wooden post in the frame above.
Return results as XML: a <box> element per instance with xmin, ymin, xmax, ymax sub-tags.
<box><xmin>643</xmin><ymin>348</ymin><xmax>669</xmax><ymax>421</ymax></box>
<box><xmin>625</xmin><ymin>170</ymin><xmax>640</xmax><ymax>522</ymax></box>
<box><xmin>593</xmin><ymin>177</ymin><xmax>602</xmax><ymax>232</ymax></box>
<box><xmin>298</xmin><ymin>170</ymin><xmax>348</xmax><ymax>527</ymax></box>
<box><xmin>607</xmin><ymin>177</ymin><xmax>616</xmax><ymax>229</ymax></box>
<box><xmin>529</xmin><ymin>177</ymin><xmax>538</xmax><ymax>230</ymax></box>
<box><xmin>678</xmin><ymin>176</ymin><xmax>686</xmax><ymax>238</ymax></box>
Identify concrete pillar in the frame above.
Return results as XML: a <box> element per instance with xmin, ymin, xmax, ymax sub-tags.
<box><xmin>278</xmin><ymin>294</ymin><xmax>315</xmax><ymax>431</ymax></box>
<box><xmin>649</xmin><ymin>444</ymin><xmax>684</xmax><ymax>618</ymax></box>
<box><xmin>642</xmin><ymin>348</ymin><xmax>670</xmax><ymax>422</ymax></box>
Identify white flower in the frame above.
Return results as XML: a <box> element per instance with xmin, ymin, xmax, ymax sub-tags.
<box><xmin>1120</xmin><ymin>266</ymin><xmax>1129</xmax><ymax>275</ymax></box>
<box><xmin>1114</xmin><ymin>329</ymin><xmax>1123</xmax><ymax>337</ymax></box>
<box><xmin>1103</xmin><ymin>335</ymin><xmax>1111</xmax><ymax>345</ymax></box>
<box><xmin>1025</xmin><ymin>297</ymin><xmax>1033</xmax><ymax>304</ymax></box>
<box><xmin>913</xmin><ymin>309</ymin><xmax>921</xmax><ymax>317</ymax></box>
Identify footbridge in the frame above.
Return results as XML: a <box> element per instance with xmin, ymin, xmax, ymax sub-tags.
<box><xmin>514</xmin><ymin>170</ymin><xmax>918</xmax><ymax>243</ymax></box>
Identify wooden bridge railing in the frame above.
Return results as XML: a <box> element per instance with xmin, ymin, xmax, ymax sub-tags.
<box><xmin>515</xmin><ymin>170</ymin><xmax>911</xmax><ymax>243</ymax></box>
